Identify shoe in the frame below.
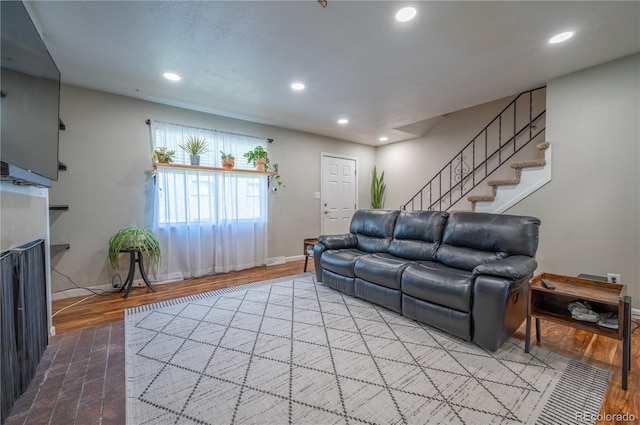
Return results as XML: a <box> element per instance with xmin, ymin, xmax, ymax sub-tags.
<box><xmin>567</xmin><ymin>301</ymin><xmax>599</xmax><ymax>323</ymax></box>
<box><xmin>597</xmin><ymin>312</ymin><xmax>618</xmax><ymax>329</ymax></box>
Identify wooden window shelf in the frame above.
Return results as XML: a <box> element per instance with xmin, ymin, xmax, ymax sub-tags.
<box><xmin>155</xmin><ymin>163</ymin><xmax>277</xmax><ymax>176</ymax></box>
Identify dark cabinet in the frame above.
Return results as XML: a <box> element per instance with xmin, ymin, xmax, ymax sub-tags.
<box><xmin>1</xmin><ymin>239</ymin><xmax>48</xmax><ymax>421</ymax></box>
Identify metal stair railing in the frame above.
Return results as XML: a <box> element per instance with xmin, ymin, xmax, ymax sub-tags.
<box><xmin>401</xmin><ymin>87</ymin><xmax>546</xmax><ymax>211</ymax></box>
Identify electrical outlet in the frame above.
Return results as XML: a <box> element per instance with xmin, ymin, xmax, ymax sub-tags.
<box><xmin>607</xmin><ymin>273</ymin><xmax>621</xmax><ymax>284</ymax></box>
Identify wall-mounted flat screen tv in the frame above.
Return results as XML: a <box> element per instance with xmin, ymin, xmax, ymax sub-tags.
<box><xmin>1</xmin><ymin>1</ymin><xmax>61</xmax><ymax>186</ymax></box>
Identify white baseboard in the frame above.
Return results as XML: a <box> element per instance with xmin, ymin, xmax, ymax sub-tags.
<box><xmin>266</xmin><ymin>256</ymin><xmax>286</xmax><ymax>266</ymax></box>
<box><xmin>267</xmin><ymin>255</ymin><xmax>307</xmax><ymax>266</ymax></box>
<box><xmin>632</xmin><ymin>308</ymin><xmax>640</xmax><ymax>318</ymax></box>
<box><xmin>51</xmin><ymin>278</ymin><xmax>181</xmax><ymax>300</ymax></box>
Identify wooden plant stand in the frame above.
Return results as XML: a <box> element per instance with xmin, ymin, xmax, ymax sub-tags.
<box><xmin>525</xmin><ymin>273</ymin><xmax>631</xmax><ymax>389</ymax></box>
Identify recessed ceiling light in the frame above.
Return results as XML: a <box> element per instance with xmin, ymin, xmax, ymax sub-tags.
<box><xmin>549</xmin><ymin>31</ymin><xmax>574</xmax><ymax>44</ymax></box>
<box><xmin>379</xmin><ymin>136</ymin><xmax>388</xmax><ymax>142</ymax></box>
<box><xmin>338</xmin><ymin>118</ymin><xmax>349</xmax><ymax>125</ymax></box>
<box><xmin>396</xmin><ymin>6</ymin><xmax>417</xmax><ymax>22</ymax></box>
<box><xmin>291</xmin><ymin>82</ymin><xmax>305</xmax><ymax>91</ymax></box>
<box><xmin>163</xmin><ymin>72</ymin><xmax>181</xmax><ymax>81</ymax></box>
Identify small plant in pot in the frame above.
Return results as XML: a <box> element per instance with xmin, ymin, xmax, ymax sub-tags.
<box><xmin>243</xmin><ymin>145</ymin><xmax>285</xmax><ymax>187</ymax></box>
<box><xmin>243</xmin><ymin>145</ymin><xmax>270</xmax><ymax>172</ymax></box>
<box><xmin>108</xmin><ymin>225</ymin><xmax>161</xmax><ymax>269</ymax></box>
<box><xmin>152</xmin><ymin>147</ymin><xmax>175</xmax><ymax>164</ymax></box>
<box><xmin>220</xmin><ymin>151</ymin><xmax>235</xmax><ymax>169</ymax></box>
<box><xmin>179</xmin><ymin>136</ymin><xmax>209</xmax><ymax>166</ymax></box>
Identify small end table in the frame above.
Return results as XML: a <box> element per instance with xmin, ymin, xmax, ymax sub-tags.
<box><xmin>525</xmin><ymin>273</ymin><xmax>631</xmax><ymax>390</ymax></box>
<box><xmin>303</xmin><ymin>238</ymin><xmax>318</xmax><ymax>272</ymax></box>
<box><xmin>118</xmin><ymin>249</ymin><xmax>156</xmax><ymax>299</ymax></box>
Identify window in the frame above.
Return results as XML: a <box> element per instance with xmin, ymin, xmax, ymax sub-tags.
<box><xmin>149</xmin><ymin>120</ymin><xmax>269</xmax><ymax>279</ymax></box>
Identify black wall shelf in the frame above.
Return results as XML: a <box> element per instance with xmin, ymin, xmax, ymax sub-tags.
<box><xmin>51</xmin><ymin>243</ymin><xmax>70</xmax><ymax>251</ymax></box>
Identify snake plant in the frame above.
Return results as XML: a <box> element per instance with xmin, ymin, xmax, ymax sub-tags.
<box><xmin>371</xmin><ymin>166</ymin><xmax>386</xmax><ymax>209</ymax></box>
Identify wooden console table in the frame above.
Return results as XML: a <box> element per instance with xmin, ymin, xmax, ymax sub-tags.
<box><xmin>525</xmin><ymin>273</ymin><xmax>631</xmax><ymax>389</ymax></box>
<box><xmin>303</xmin><ymin>238</ymin><xmax>318</xmax><ymax>272</ymax></box>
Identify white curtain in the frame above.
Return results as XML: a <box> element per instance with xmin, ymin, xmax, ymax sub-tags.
<box><xmin>149</xmin><ymin>120</ymin><xmax>268</xmax><ymax>281</ymax></box>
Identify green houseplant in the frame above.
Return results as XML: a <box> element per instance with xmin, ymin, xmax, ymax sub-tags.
<box><xmin>152</xmin><ymin>147</ymin><xmax>175</xmax><ymax>164</ymax></box>
<box><xmin>243</xmin><ymin>146</ymin><xmax>284</xmax><ymax>188</ymax></box>
<box><xmin>371</xmin><ymin>166</ymin><xmax>386</xmax><ymax>209</ymax></box>
<box><xmin>243</xmin><ymin>145</ymin><xmax>270</xmax><ymax>171</ymax></box>
<box><xmin>108</xmin><ymin>225</ymin><xmax>161</xmax><ymax>269</ymax></box>
<box><xmin>179</xmin><ymin>136</ymin><xmax>209</xmax><ymax>165</ymax></box>
<box><xmin>220</xmin><ymin>151</ymin><xmax>235</xmax><ymax>169</ymax></box>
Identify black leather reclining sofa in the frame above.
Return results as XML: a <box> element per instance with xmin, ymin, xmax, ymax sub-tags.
<box><xmin>313</xmin><ymin>210</ymin><xmax>541</xmax><ymax>351</ymax></box>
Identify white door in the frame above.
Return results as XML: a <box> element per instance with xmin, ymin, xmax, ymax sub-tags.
<box><xmin>322</xmin><ymin>155</ymin><xmax>357</xmax><ymax>235</ymax></box>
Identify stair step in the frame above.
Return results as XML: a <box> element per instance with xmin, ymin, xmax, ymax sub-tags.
<box><xmin>511</xmin><ymin>159</ymin><xmax>546</xmax><ymax>169</ymax></box>
<box><xmin>487</xmin><ymin>178</ymin><xmax>520</xmax><ymax>187</ymax></box>
<box><xmin>537</xmin><ymin>141</ymin><xmax>550</xmax><ymax>150</ymax></box>
<box><xmin>468</xmin><ymin>195</ymin><xmax>495</xmax><ymax>202</ymax></box>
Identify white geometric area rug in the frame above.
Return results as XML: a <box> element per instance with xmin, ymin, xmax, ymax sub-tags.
<box><xmin>125</xmin><ymin>273</ymin><xmax>610</xmax><ymax>425</ymax></box>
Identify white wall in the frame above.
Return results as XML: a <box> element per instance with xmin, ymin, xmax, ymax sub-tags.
<box><xmin>509</xmin><ymin>54</ymin><xmax>640</xmax><ymax>307</ymax></box>
<box><xmin>50</xmin><ymin>85</ymin><xmax>374</xmax><ymax>293</ymax></box>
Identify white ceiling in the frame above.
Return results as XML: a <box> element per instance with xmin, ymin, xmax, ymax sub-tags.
<box><xmin>26</xmin><ymin>1</ymin><xmax>640</xmax><ymax>146</ymax></box>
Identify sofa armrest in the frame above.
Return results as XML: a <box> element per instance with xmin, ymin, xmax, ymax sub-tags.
<box><xmin>318</xmin><ymin>233</ymin><xmax>358</xmax><ymax>249</ymax></box>
<box><xmin>472</xmin><ymin>255</ymin><xmax>537</xmax><ymax>280</ymax></box>
<box><xmin>313</xmin><ymin>233</ymin><xmax>358</xmax><ymax>282</ymax></box>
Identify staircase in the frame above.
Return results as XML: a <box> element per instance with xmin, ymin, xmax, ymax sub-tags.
<box><xmin>401</xmin><ymin>87</ymin><xmax>548</xmax><ymax>213</ymax></box>
<box><xmin>468</xmin><ymin>142</ymin><xmax>550</xmax><ymax>213</ymax></box>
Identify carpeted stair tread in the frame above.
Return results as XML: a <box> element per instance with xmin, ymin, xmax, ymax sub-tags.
<box><xmin>468</xmin><ymin>195</ymin><xmax>495</xmax><ymax>202</ymax></box>
<box><xmin>537</xmin><ymin>141</ymin><xmax>550</xmax><ymax>150</ymax></box>
<box><xmin>487</xmin><ymin>178</ymin><xmax>520</xmax><ymax>187</ymax></box>
<box><xmin>511</xmin><ymin>158</ymin><xmax>546</xmax><ymax>169</ymax></box>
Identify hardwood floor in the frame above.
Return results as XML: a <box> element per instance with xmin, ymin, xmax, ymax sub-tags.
<box><xmin>47</xmin><ymin>260</ymin><xmax>639</xmax><ymax>424</ymax></box>
<box><xmin>51</xmin><ymin>261</ymin><xmax>309</xmax><ymax>334</ymax></box>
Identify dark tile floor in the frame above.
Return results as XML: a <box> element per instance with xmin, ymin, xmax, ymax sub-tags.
<box><xmin>4</xmin><ymin>321</ymin><xmax>125</xmax><ymax>425</ymax></box>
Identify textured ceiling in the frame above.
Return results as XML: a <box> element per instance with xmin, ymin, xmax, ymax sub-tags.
<box><xmin>25</xmin><ymin>1</ymin><xmax>640</xmax><ymax>146</ymax></box>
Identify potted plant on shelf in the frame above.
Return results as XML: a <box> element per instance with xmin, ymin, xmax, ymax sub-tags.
<box><xmin>179</xmin><ymin>136</ymin><xmax>209</xmax><ymax>166</ymax></box>
<box><xmin>244</xmin><ymin>145</ymin><xmax>269</xmax><ymax>172</ymax></box>
<box><xmin>371</xmin><ymin>166</ymin><xmax>386</xmax><ymax>208</ymax></box>
<box><xmin>108</xmin><ymin>225</ymin><xmax>161</xmax><ymax>269</ymax></box>
<box><xmin>152</xmin><ymin>147</ymin><xmax>175</xmax><ymax>164</ymax></box>
<box><xmin>220</xmin><ymin>151</ymin><xmax>235</xmax><ymax>169</ymax></box>
<box><xmin>244</xmin><ymin>145</ymin><xmax>285</xmax><ymax>188</ymax></box>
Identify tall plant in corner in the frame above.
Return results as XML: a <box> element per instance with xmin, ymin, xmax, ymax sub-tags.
<box><xmin>371</xmin><ymin>166</ymin><xmax>386</xmax><ymax>209</ymax></box>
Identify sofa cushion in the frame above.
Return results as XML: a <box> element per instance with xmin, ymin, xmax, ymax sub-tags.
<box><xmin>320</xmin><ymin>249</ymin><xmax>368</xmax><ymax>277</ymax></box>
<box><xmin>441</xmin><ymin>212</ymin><xmax>541</xmax><ymax>256</ymax></box>
<box><xmin>350</xmin><ymin>209</ymin><xmax>400</xmax><ymax>253</ymax></box>
<box><xmin>354</xmin><ymin>253</ymin><xmax>412</xmax><ymax>290</ymax></box>
<box><xmin>436</xmin><ymin>245</ymin><xmax>506</xmax><ymax>271</ymax></box>
<box><xmin>402</xmin><ymin>262</ymin><xmax>474</xmax><ymax>313</ymax></box>
<box><xmin>402</xmin><ymin>294</ymin><xmax>471</xmax><ymax>341</ymax></box>
<box><xmin>388</xmin><ymin>210</ymin><xmax>448</xmax><ymax>261</ymax></box>
<box><xmin>436</xmin><ymin>212</ymin><xmax>541</xmax><ymax>271</ymax></box>
<box><xmin>355</xmin><ymin>278</ymin><xmax>402</xmax><ymax>313</ymax></box>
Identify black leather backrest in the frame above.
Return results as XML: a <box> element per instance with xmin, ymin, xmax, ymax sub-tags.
<box><xmin>350</xmin><ymin>209</ymin><xmax>400</xmax><ymax>253</ymax></box>
<box><xmin>388</xmin><ymin>211</ymin><xmax>448</xmax><ymax>261</ymax></box>
<box><xmin>437</xmin><ymin>212</ymin><xmax>541</xmax><ymax>270</ymax></box>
